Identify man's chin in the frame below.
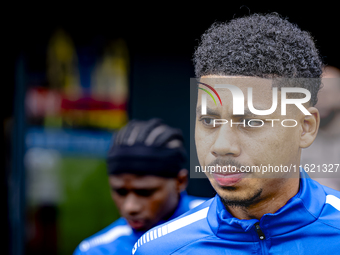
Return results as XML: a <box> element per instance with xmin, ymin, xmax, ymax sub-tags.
<box><xmin>218</xmin><ymin>188</ymin><xmax>262</xmax><ymax>209</ymax></box>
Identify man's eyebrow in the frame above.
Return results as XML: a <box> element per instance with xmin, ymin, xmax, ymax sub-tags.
<box><xmin>111</xmin><ymin>186</ymin><xmax>125</xmax><ymax>191</ymax></box>
<box><xmin>243</xmin><ymin>105</ymin><xmax>279</xmax><ymax>117</ymax></box>
<box><xmin>134</xmin><ymin>187</ymin><xmax>158</xmax><ymax>191</ymax></box>
<box><xmin>242</xmin><ymin>109</ymin><xmax>259</xmax><ymax>118</ymax></box>
<box><xmin>196</xmin><ymin>106</ymin><xmax>220</xmax><ymax>116</ymax></box>
<box><xmin>196</xmin><ymin>106</ymin><xmax>272</xmax><ymax>117</ymax></box>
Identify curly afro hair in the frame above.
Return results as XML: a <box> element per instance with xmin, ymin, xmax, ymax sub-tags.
<box><xmin>194</xmin><ymin>13</ymin><xmax>324</xmax><ymax>105</ymax></box>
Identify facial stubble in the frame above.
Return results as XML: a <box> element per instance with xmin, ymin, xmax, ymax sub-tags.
<box><xmin>218</xmin><ymin>187</ymin><xmax>263</xmax><ymax>209</ymax></box>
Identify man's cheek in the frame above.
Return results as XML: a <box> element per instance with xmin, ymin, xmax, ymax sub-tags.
<box><xmin>148</xmin><ymin>196</ymin><xmax>163</xmax><ymax>212</ymax></box>
<box><xmin>196</xmin><ymin>142</ymin><xmax>207</xmax><ymax>164</ymax></box>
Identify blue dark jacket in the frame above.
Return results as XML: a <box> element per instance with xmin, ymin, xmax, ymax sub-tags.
<box><xmin>132</xmin><ymin>174</ymin><xmax>340</xmax><ymax>254</ymax></box>
<box><xmin>73</xmin><ymin>192</ymin><xmax>206</xmax><ymax>254</ymax></box>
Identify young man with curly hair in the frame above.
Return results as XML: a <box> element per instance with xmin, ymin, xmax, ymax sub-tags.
<box><xmin>132</xmin><ymin>13</ymin><xmax>340</xmax><ymax>255</ymax></box>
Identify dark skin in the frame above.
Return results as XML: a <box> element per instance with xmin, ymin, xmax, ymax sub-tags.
<box><xmin>108</xmin><ymin>169</ymin><xmax>188</xmax><ymax>231</ymax></box>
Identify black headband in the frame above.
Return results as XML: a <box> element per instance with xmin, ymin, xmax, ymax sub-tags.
<box><xmin>106</xmin><ymin>145</ymin><xmax>186</xmax><ymax>177</ymax></box>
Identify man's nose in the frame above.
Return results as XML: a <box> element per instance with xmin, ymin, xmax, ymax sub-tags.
<box><xmin>122</xmin><ymin>194</ymin><xmax>142</xmax><ymax>215</ymax></box>
<box><xmin>211</xmin><ymin>124</ymin><xmax>241</xmax><ymax>157</ymax></box>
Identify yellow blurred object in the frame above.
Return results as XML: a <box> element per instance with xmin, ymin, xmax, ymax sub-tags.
<box><xmin>47</xmin><ymin>29</ymin><xmax>81</xmax><ymax>98</ymax></box>
<box><xmin>92</xmin><ymin>39</ymin><xmax>129</xmax><ymax>105</ymax></box>
<box><xmin>41</xmin><ymin>34</ymin><xmax>130</xmax><ymax>130</ymax></box>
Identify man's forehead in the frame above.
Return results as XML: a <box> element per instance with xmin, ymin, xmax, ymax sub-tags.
<box><xmin>198</xmin><ymin>75</ymin><xmax>278</xmax><ymax>110</ymax></box>
<box><xmin>200</xmin><ymin>75</ymin><xmax>274</xmax><ymax>88</ymax></box>
<box><xmin>109</xmin><ymin>174</ymin><xmax>167</xmax><ymax>188</ymax></box>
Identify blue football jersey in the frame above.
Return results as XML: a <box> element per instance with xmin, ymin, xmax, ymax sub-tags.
<box><xmin>132</xmin><ymin>173</ymin><xmax>340</xmax><ymax>255</ymax></box>
<box><xmin>73</xmin><ymin>192</ymin><xmax>207</xmax><ymax>254</ymax></box>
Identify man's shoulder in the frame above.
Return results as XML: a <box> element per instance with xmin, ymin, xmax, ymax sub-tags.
<box><xmin>183</xmin><ymin>193</ymin><xmax>209</xmax><ymax>210</ymax></box>
<box><xmin>317</xmin><ymin>183</ymin><xmax>340</xmax><ymax>230</ymax></box>
<box><xmin>73</xmin><ymin>218</ymin><xmax>135</xmax><ymax>254</ymax></box>
<box><xmin>132</xmin><ymin>198</ymin><xmax>215</xmax><ymax>255</ymax></box>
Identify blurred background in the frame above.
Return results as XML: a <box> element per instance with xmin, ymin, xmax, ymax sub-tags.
<box><xmin>4</xmin><ymin>3</ymin><xmax>340</xmax><ymax>255</ymax></box>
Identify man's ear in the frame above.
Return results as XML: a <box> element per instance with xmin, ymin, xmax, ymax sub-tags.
<box><xmin>175</xmin><ymin>169</ymin><xmax>189</xmax><ymax>193</ymax></box>
<box><xmin>300</xmin><ymin>107</ymin><xmax>320</xmax><ymax>148</ymax></box>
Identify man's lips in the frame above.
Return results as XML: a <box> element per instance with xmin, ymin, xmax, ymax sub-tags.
<box><xmin>211</xmin><ymin>172</ymin><xmax>244</xmax><ymax>186</ymax></box>
<box><xmin>127</xmin><ymin>219</ymin><xmax>147</xmax><ymax>230</ymax></box>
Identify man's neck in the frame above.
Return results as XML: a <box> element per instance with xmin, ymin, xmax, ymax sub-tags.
<box><xmin>226</xmin><ymin>178</ymin><xmax>300</xmax><ymax>220</ymax></box>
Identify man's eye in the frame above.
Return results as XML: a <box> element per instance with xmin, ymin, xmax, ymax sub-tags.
<box><xmin>114</xmin><ymin>188</ymin><xmax>128</xmax><ymax>196</ymax></box>
<box><xmin>244</xmin><ymin>119</ymin><xmax>264</xmax><ymax>127</ymax></box>
<box><xmin>199</xmin><ymin>117</ymin><xmax>215</xmax><ymax>127</ymax></box>
<box><xmin>135</xmin><ymin>189</ymin><xmax>155</xmax><ymax>197</ymax></box>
